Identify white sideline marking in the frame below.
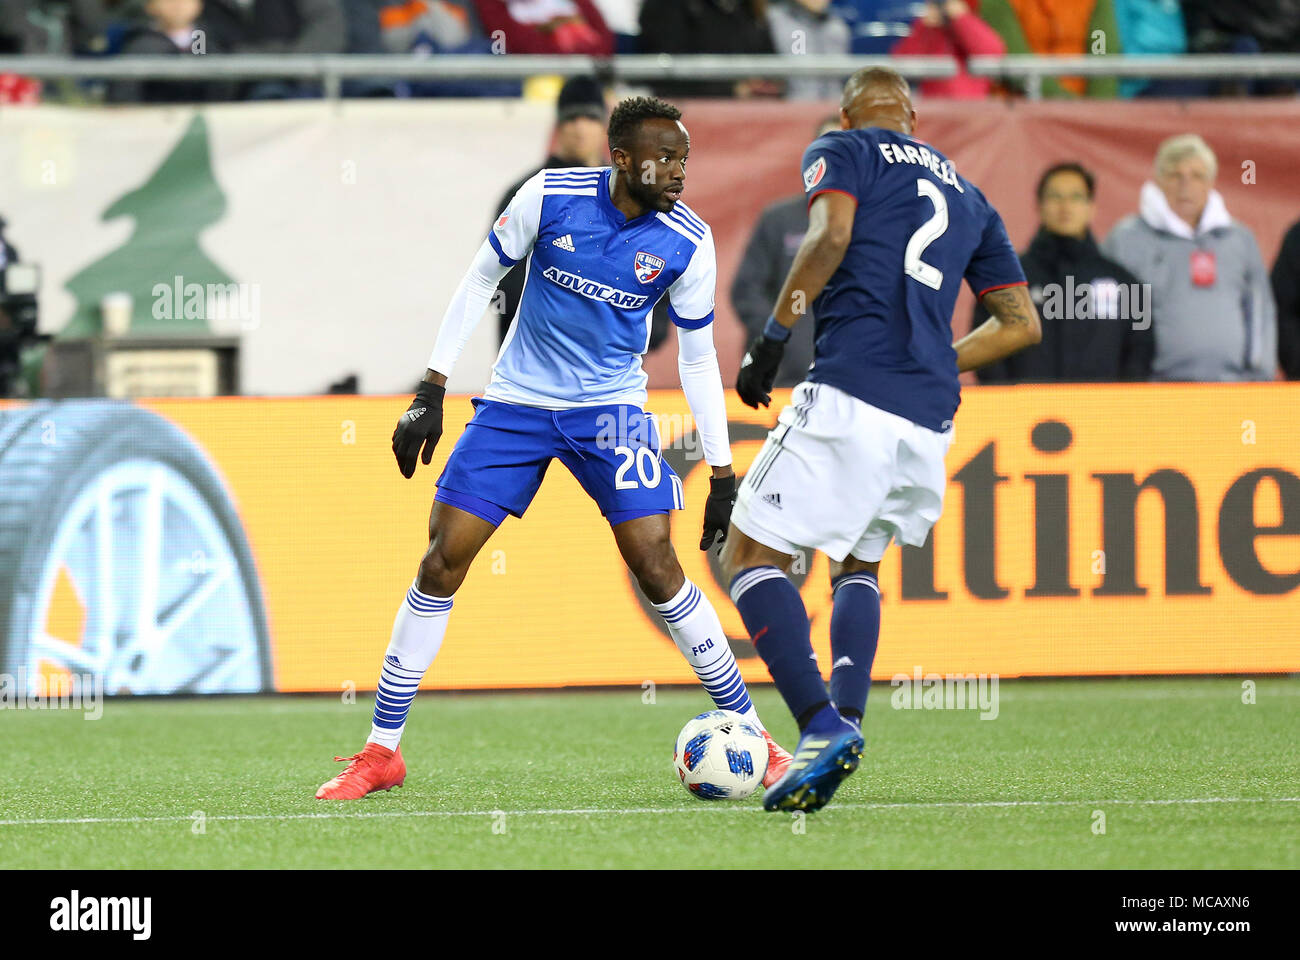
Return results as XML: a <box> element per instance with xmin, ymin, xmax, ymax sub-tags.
<box><xmin>1</xmin><ymin>796</ymin><xmax>1297</xmax><ymax>827</ymax></box>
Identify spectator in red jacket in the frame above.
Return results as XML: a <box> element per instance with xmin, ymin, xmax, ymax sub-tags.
<box><xmin>891</xmin><ymin>0</ymin><xmax>1005</xmax><ymax>99</ymax></box>
<box><xmin>473</xmin><ymin>0</ymin><xmax>613</xmax><ymax>54</ymax></box>
<box><xmin>0</xmin><ymin>74</ymin><xmax>39</xmax><ymax>103</ymax></box>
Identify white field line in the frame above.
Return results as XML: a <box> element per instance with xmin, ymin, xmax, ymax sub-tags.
<box><xmin>1</xmin><ymin>796</ymin><xmax>1297</xmax><ymax>827</ymax></box>
<box><xmin>46</xmin><ymin>680</ymin><xmax>1300</xmax><ymax>717</ymax></box>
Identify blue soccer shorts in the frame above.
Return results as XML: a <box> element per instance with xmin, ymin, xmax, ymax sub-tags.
<box><xmin>435</xmin><ymin>398</ymin><xmax>684</xmax><ymax>527</ymax></box>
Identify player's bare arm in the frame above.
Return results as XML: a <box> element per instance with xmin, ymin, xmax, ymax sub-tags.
<box><xmin>736</xmin><ymin>191</ymin><xmax>855</xmax><ymax>408</ymax></box>
<box><xmin>953</xmin><ymin>283</ymin><xmax>1043</xmax><ymax>373</ymax></box>
<box><xmin>773</xmin><ymin>191</ymin><xmax>857</xmax><ymax>331</ymax></box>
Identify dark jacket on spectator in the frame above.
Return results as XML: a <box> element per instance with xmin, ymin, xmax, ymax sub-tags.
<box><xmin>108</xmin><ymin>22</ymin><xmax>235</xmax><ymax>103</ymax></box>
<box><xmin>245</xmin><ymin>0</ymin><xmax>347</xmax><ymax>52</ymax></box>
<box><xmin>731</xmin><ymin>194</ymin><xmax>817</xmax><ymax>387</ymax></box>
<box><xmin>1271</xmin><ymin>218</ymin><xmax>1300</xmax><ymax>379</ymax></box>
<box><xmin>342</xmin><ymin>0</ymin><xmax>384</xmax><ymax>52</ymax></box>
<box><xmin>1182</xmin><ymin>0</ymin><xmax>1300</xmax><ymax>53</ymax></box>
<box><xmin>976</xmin><ymin>228</ymin><xmax>1153</xmax><ymax>383</ymax></box>
<box><xmin>492</xmin><ymin>160</ymin><xmax>669</xmax><ymax>351</ymax></box>
<box><xmin>195</xmin><ymin>0</ymin><xmax>347</xmax><ymax>52</ymax></box>
<box><xmin>194</xmin><ymin>1</ymin><xmax>252</xmax><ymax>50</ymax></box>
<box><xmin>638</xmin><ymin>0</ymin><xmax>775</xmax><ymax>98</ymax></box>
<box><xmin>0</xmin><ymin>0</ymin><xmax>108</xmax><ymax>53</ymax></box>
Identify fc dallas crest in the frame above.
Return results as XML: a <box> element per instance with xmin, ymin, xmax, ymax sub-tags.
<box><xmin>634</xmin><ymin>251</ymin><xmax>665</xmax><ymax>284</ymax></box>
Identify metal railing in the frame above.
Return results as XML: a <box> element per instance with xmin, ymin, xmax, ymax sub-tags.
<box><xmin>1</xmin><ymin>53</ymin><xmax>1298</xmax><ymax>102</ymax></box>
<box><xmin>0</xmin><ymin>53</ymin><xmax>956</xmax><ymax>100</ymax></box>
<box><xmin>967</xmin><ymin>53</ymin><xmax>1300</xmax><ymax>98</ymax></box>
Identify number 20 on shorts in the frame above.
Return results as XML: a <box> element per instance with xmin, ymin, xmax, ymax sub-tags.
<box><xmin>614</xmin><ymin>445</ymin><xmax>663</xmax><ymax>489</ymax></box>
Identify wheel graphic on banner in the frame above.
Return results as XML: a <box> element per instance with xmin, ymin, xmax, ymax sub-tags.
<box><xmin>0</xmin><ymin>401</ymin><xmax>272</xmax><ymax>695</ymax></box>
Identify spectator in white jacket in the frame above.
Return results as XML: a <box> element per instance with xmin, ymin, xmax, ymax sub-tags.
<box><xmin>1103</xmin><ymin>133</ymin><xmax>1277</xmax><ymax>381</ymax></box>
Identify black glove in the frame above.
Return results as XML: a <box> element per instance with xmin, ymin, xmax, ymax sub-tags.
<box><xmin>392</xmin><ymin>381</ymin><xmax>445</xmax><ymax>479</ymax></box>
<box><xmin>700</xmin><ymin>474</ymin><xmax>736</xmax><ymax>551</ymax></box>
<box><xmin>736</xmin><ymin>334</ymin><xmax>786</xmax><ymax>409</ymax></box>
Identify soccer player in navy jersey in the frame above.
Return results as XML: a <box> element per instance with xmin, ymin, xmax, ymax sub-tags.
<box><xmin>317</xmin><ymin>98</ymin><xmax>792</xmax><ymax>800</ymax></box>
<box><xmin>724</xmin><ymin>67</ymin><xmax>1042</xmax><ymax>813</ymax></box>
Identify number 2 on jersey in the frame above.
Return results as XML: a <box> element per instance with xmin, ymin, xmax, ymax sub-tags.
<box><xmin>904</xmin><ymin>178</ymin><xmax>948</xmax><ymax>291</ymax></box>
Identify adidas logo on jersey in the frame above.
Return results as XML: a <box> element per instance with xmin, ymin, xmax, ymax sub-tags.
<box><xmin>552</xmin><ymin>234</ymin><xmax>576</xmax><ymax>252</ymax></box>
<box><xmin>761</xmin><ymin>492</ymin><xmax>782</xmax><ymax>509</ymax></box>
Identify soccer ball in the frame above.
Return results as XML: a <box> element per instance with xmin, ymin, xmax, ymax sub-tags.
<box><xmin>673</xmin><ymin>710</ymin><xmax>769</xmax><ymax>800</ymax></box>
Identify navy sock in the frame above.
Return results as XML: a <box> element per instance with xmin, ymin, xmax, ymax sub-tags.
<box><xmin>829</xmin><ymin>571</ymin><xmax>881</xmax><ymax>720</ymax></box>
<box><xmin>796</xmin><ymin>701</ymin><xmax>831</xmax><ymax>731</ymax></box>
<box><xmin>802</xmin><ymin>703</ymin><xmax>851</xmax><ymax>736</ymax></box>
<box><xmin>730</xmin><ymin>566</ymin><xmax>828</xmax><ymax>723</ymax></box>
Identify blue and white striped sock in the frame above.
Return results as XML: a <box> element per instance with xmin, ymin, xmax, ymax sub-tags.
<box><xmin>654</xmin><ymin>579</ymin><xmax>764</xmax><ymax>729</ymax></box>
<box><xmin>366</xmin><ymin>582</ymin><xmax>453</xmax><ymax>750</ymax></box>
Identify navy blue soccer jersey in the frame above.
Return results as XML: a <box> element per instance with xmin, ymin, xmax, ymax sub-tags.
<box><xmin>799</xmin><ymin>127</ymin><xmax>1026</xmax><ymax>431</ymax></box>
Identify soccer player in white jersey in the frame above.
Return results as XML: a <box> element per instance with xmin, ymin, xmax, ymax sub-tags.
<box><xmin>317</xmin><ymin>98</ymin><xmax>792</xmax><ymax>800</ymax></box>
<box><xmin>722</xmin><ymin>68</ymin><xmax>1042</xmax><ymax>813</ymax></box>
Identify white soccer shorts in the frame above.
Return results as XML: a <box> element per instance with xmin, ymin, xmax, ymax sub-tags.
<box><xmin>730</xmin><ymin>381</ymin><xmax>954</xmax><ymax>563</ymax></box>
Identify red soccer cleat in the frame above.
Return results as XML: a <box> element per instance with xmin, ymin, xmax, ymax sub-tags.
<box><xmin>762</xmin><ymin>731</ymin><xmax>793</xmax><ymax>788</ymax></box>
<box><xmin>315</xmin><ymin>743</ymin><xmax>406</xmax><ymax>800</ymax></box>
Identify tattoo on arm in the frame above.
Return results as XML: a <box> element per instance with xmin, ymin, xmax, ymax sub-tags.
<box><xmin>981</xmin><ymin>286</ymin><xmax>1035</xmax><ymax>327</ymax></box>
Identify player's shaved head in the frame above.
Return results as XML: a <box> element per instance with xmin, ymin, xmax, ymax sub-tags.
<box><xmin>840</xmin><ymin>67</ymin><xmax>915</xmax><ymax>136</ymax></box>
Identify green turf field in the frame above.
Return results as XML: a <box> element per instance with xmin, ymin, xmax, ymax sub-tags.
<box><xmin>2</xmin><ymin>677</ymin><xmax>1297</xmax><ymax>869</ymax></box>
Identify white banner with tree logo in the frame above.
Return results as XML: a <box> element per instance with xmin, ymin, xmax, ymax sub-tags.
<box><xmin>0</xmin><ymin>101</ymin><xmax>554</xmax><ymax>396</ymax></box>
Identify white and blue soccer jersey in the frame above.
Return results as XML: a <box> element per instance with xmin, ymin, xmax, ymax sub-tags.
<box><xmin>483</xmin><ymin>166</ymin><xmax>717</xmax><ymax>409</ymax></box>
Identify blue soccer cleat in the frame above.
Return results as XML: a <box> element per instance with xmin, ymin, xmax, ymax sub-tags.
<box><xmin>762</xmin><ymin>714</ymin><xmax>863</xmax><ymax>813</ymax></box>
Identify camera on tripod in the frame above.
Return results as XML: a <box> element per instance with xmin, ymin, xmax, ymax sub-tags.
<box><xmin>0</xmin><ymin>218</ymin><xmax>47</xmax><ymax>398</ymax></box>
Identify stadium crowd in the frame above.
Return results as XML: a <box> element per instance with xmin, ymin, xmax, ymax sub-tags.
<box><xmin>741</xmin><ymin>126</ymin><xmax>1296</xmax><ymax>384</ymax></box>
<box><xmin>485</xmin><ymin>71</ymin><xmax>1297</xmax><ymax>385</ymax></box>
<box><xmin>1</xmin><ymin>1</ymin><xmax>1299</xmax><ymax>103</ymax></box>
<box><xmin>2</xmin><ymin>1</ymin><xmax>1298</xmax><ymax>386</ymax></box>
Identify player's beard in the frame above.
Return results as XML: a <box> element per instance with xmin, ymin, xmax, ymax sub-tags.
<box><xmin>628</xmin><ymin>175</ymin><xmax>674</xmax><ymax>213</ymax></box>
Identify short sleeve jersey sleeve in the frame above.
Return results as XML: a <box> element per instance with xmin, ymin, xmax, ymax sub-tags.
<box><xmin>487</xmin><ymin>171</ymin><xmax>545</xmax><ymax>266</ymax></box>
<box><xmin>964</xmin><ymin>192</ymin><xmax>1027</xmax><ymax>297</ymax></box>
<box><xmin>666</xmin><ymin>227</ymin><xmax>717</xmax><ymax>329</ymax></box>
<box><xmin>800</xmin><ymin>131</ymin><xmax>872</xmax><ymax>208</ymax></box>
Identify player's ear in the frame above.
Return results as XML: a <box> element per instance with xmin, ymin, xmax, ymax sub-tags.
<box><xmin>838</xmin><ymin>109</ymin><xmax>850</xmax><ymax>130</ymax></box>
<box><xmin>610</xmin><ymin>145</ymin><xmax>629</xmax><ymax>173</ymax></box>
